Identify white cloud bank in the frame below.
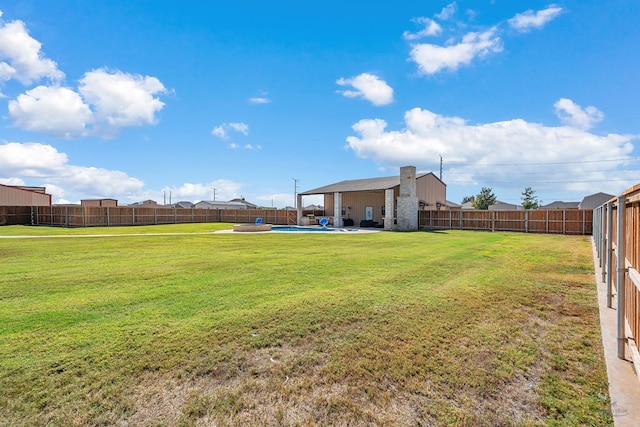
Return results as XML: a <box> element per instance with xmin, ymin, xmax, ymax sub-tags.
<box><xmin>0</xmin><ymin>141</ymin><xmax>253</xmax><ymax>205</ymax></box>
<box><xmin>508</xmin><ymin>5</ymin><xmax>564</xmax><ymax>32</ymax></box>
<box><xmin>0</xmin><ymin>141</ymin><xmax>144</xmax><ymax>201</ymax></box>
<box><xmin>346</xmin><ymin>102</ymin><xmax>638</xmax><ymax>193</ymax></box>
<box><xmin>163</xmin><ymin>179</ymin><xmax>244</xmax><ymax>203</ymax></box>
<box><xmin>336</xmin><ymin>73</ymin><xmax>394</xmax><ymax>106</ymax></box>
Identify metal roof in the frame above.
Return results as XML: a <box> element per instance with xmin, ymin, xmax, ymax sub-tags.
<box><xmin>300</xmin><ymin>172</ymin><xmax>433</xmax><ymax>195</ymax></box>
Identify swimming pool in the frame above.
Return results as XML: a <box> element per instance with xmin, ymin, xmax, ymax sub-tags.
<box><xmin>271</xmin><ymin>226</ymin><xmax>340</xmax><ymax>232</ymax></box>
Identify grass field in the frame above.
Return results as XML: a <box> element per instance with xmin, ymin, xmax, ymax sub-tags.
<box><xmin>0</xmin><ymin>224</ymin><xmax>612</xmax><ymax>426</ymax></box>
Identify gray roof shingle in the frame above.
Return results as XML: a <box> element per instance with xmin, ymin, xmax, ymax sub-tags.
<box><xmin>300</xmin><ymin>173</ymin><xmax>432</xmax><ymax>195</ymax></box>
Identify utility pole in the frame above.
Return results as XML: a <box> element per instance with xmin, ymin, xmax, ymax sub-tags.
<box><xmin>293</xmin><ymin>178</ymin><xmax>299</xmax><ymax>209</ymax></box>
<box><xmin>439</xmin><ymin>155</ymin><xmax>443</xmax><ymax>181</ymax></box>
<box><xmin>212</xmin><ymin>187</ymin><xmax>216</xmax><ymax>201</ymax></box>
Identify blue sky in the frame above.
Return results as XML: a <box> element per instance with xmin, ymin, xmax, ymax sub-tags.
<box><xmin>1</xmin><ymin>1</ymin><xmax>639</xmax><ymax>208</ymax></box>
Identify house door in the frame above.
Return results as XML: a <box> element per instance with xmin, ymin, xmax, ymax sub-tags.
<box><xmin>365</xmin><ymin>206</ymin><xmax>373</xmax><ymax>221</ymax></box>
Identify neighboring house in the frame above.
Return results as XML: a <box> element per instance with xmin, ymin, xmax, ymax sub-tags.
<box><xmin>489</xmin><ymin>201</ymin><xmax>523</xmax><ymax>211</ymax></box>
<box><xmin>579</xmin><ymin>192</ymin><xmax>614</xmax><ymax>210</ymax></box>
<box><xmin>195</xmin><ymin>200</ymin><xmax>248</xmax><ymax>210</ymax></box>
<box><xmin>461</xmin><ymin>201</ymin><xmax>475</xmax><ymax>210</ymax></box>
<box><xmin>299</xmin><ymin>166</ymin><xmax>445</xmax><ymax>230</ymax></box>
<box><xmin>444</xmin><ymin>200</ymin><xmax>461</xmax><ymax>210</ymax></box>
<box><xmin>304</xmin><ymin>204</ymin><xmax>324</xmax><ymax>211</ymax></box>
<box><xmin>81</xmin><ymin>199</ymin><xmax>118</xmax><ymax>207</ymax></box>
<box><xmin>229</xmin><ymin>197</ymin><xmax>258</xmax><ymax>209</ymax></box>
<box><xmin>128</xmin><ymin>200</ymin><xmax>159</xmax><ymax>207</ymax></box>
<box><xmin>173</xmin><ymin>201</ymin><xmax>195</xmax><ymax>209</ymax></box>
<box><xmin>0</xmin><ymin>184</ymin><xmax>51</xmax><ymax>206</ymax></box>
<box><xmin>540</xmin><ymin>201</ymin><xmax>580</xmax><ymax>210</ymax></box>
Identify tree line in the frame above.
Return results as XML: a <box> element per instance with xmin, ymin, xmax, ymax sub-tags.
<box><xmin>462</xmin><ymin>187</ymin><xmax>541</xmax><ymax>210</ymax></box>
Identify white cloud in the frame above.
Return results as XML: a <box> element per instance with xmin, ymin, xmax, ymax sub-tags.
<box><xmin>8</xmin><ymin>85</ymin><xmax>93</xmax><ymax>137</ymax></box>
<box><xmin>0</xmin><ymin>141</ymin><xmax>144</xmax><ymax>199</ymax></box>
<box><xmin>163</xmin><ymin>179</ymin><xmax>244</xmax><ymax>202</ymax></box>
<box><xmin>508</xmin><ymin>5</ymin><xmax>564</xmax><ymax>32</ymax></box>
<box><xmin>0</xmin><ymin>141</ymin><xmax>68</xmax><ymax>175</ymax></box>
<box><xmin>409</xmin><ymin>28</ymin><xmax>502</xmax><ymax>75</ymax></box>
<box><xmin>79</xmin><ymin>68</ymin><xmax>166</xmax><ymax>129</ymax></box>
<box><xmin>250</xmin><ymin>97</ymin><xmax>271</xmax><ymax>104</ymax></box>
<box><xmin>212</xmin><ymin>122</ymin><xmax>249</xmax><ymax>140</ymax></box>
<box><xmin>554</xmin><ymin>98</ymin><xmax>604</xmax><ymax>130</ymax></box>
<box><xmin>403</xmin><ymin>17</ymin><xmax>442</xmax><ymax>40</ymax></box>
<box><xmin>8</xmin><ymin>69</ymin><xmax>168</xmax><ymax>138</ymax></box>
<box><xmin>0</xmin><ymin>12</ymin><xmax>64</xmax><ymax>85</ymax></box>
<box><xmin>229</xmin><ymin>122</ymin><xmax>249</xmax><ymax>134</ymax></box>
<box><xmin>346</xmin><ymin>106</ymin><xmax>637</xmax><ymax>193</ymax></box>
<box><xmin>0</xmin><ymin>176</ymin><xmax>25</xmax><ymax>185</ymax></box>
<box><xmin>336</xmin><ymin>73</ymin><xmax>394</xmax><ymax>106</ymax></box>
<box><xmin>436</xmin><ymin>2</ymin><xmax>457</xmax><ymax>20</ymax></box>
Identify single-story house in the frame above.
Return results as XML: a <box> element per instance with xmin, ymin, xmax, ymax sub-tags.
<box><xmin>539</xmin><ymin>201</ymin><xmax>580</xmax><ymax>210</ymax></box>
<box><xmin>81</xmin><ymin>198</ymin><xmax>118</xmax><ymax>207</ymax></box>
<box><xmin>195</xmin><ymin>200</ymin><xmax>248</xmax><ymax>210</ymax></box>
<box><xmin>128</xmin><ymin>200</ymin><xmax>159</xmax><ymax>207</ymax></box>
<box><xmin>173</xmin><ymin>201</ymin><xmax>195</xmax><ymax>209</ymax></box>
<box><xmin>229</xmin><ymin>198</ymin><xmax>258</xmax><ymax>209</ymax></box>
<box><xmin>0</xmin><ymin>184</ymin><xmax>51</xmax><ymax>206</ymax></box>
<box><xmin>444</xmin><ymin>200</ymin><xmax>461</xmax><ymax>210</ymax></box>
<box><xmin>579</xmin><ymin>192</ymin><xmax>614</xmax><ymax>209</ymax></box>
<box><xmin>298</xmin><ymin>166</ymin><xmax>445</xmax><ymax>230</ymax></box>
<box><xmin>489</xmin><ymin>201</ymin><xmax>523</xmax><ymax>211</ymax></box>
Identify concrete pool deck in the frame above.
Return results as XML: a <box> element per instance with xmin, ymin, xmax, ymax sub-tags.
<box><xmin>216</xmin><ymin>225</ymin><xmax>382</xmax><ymax>234</ymax></box>
<box><xmin>592</xmin><ymin>239</ymin><xmax>640</xmax><ymax>426</ymax></box>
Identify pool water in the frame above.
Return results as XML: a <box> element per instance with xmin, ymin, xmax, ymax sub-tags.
<box><xmin>271</xmin><ymin>226</ymin><xmax>339</xmax><ymax>232</ymax></box>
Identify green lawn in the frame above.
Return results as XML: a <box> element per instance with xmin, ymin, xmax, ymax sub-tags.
<box><xmin>0</xmin><ymin>225</ymin><xmax>611</xmax><ymax>426</ymax></box>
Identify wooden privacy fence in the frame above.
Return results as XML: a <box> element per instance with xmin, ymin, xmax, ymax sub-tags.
<box><xmin>419</xmin><ymin>209</ymin><xmax>593</xmax><ymax>235</ymax></box>
<box><xmin>593</xmin><ymin>185</ymin><xmax>640</xmax><ymax>363</ymax></box>
<box><xmin>0</xmin><ymin>206</ymin><xmax>300</xmax><ymax>227</ymax></box>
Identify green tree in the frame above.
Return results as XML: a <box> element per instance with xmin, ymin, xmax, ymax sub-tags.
<box><xmin>521</xmin><ymin>187</ymin><xmax>541</xmax><ymax>210</ymax></box>
<box><xmin>472</xmin><ymin>187</ymin><xmax>496</xmax><ymax>210</ymax></box>
<box><xmin>461</xmin><ymin>195</ymin><xmax>475</xmax><ymax>204</ymax></box>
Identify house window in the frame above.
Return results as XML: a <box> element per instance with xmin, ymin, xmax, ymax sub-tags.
<box><xmin>381</xmin><ymin>206</ymin><xmax>386</xmax><ymax>216</ymax></box>
<box><xmin>341</xmin><ymin>207</ymin><xmax>346</xmax><ymax>216</ymax></box>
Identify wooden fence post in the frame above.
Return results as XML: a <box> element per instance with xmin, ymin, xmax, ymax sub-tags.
<box><xmin>616</xmin><ymin>195</ymin><xmax>626</xmax><ymax>359</ymax></box>
<box><xmin>606</xmin><ymin>202</ymin><xmax>613</xmax><ymax>308</ymax></box>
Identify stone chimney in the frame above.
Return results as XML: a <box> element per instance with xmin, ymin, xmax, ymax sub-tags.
<box><xmin>396</xmin><ymin>166</ymin><xmax>418</xmax><ymax>231</ymax></box>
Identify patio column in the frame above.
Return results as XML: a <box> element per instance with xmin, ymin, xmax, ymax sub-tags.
<box><xmin>384</xmin><ymin>188</ymin><xmax>395</xmax><ymax>230</ymax></box>
<box><xmin>333</xmin><ymin>192</ymin><xmax>343</xmax><ymax>227</ymax></box>
<box><xmin>296</xmin><ymin>194</ymin><xmax>303</xmax><ymax>225</ymax></box>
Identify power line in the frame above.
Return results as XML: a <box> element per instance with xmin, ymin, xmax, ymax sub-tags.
<box><xmin>446</xmin><ymin>178</ymin><xmax>640</xmax><ymax>184</ymax></box>
<box><xmin>444</xmin><ymin>169</ymin><xmax>640</xmax><ymax>177</ymax></box>
<box><xmin>445</xmin><ymin>156</ymin><xmax>640</xmax><ymax>168</ymax></box>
